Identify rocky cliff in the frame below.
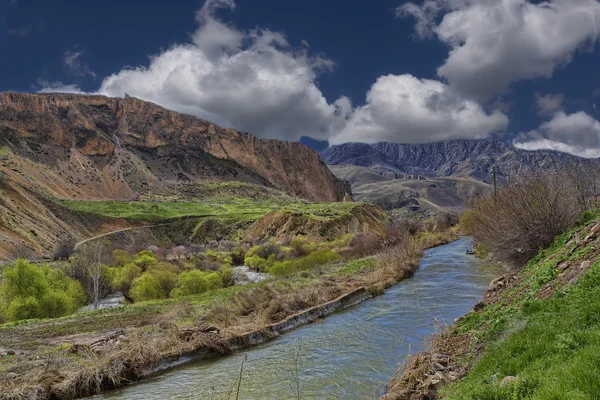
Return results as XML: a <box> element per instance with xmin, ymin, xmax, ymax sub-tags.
<box><xmin>0</xmin><ymin>92</ymin><xmax>349</xmax><ymax>202</ymax></box>
<box><xmin>322</xmin><ymin>139</ymin><xmax>596</xmax><ymax>183</ymax></box>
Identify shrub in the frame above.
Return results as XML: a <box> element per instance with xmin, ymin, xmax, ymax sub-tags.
<box><xmin>231</xmin><ymin>246</ymin><xmax>246</xmax><ymax>265</ymax></box>
<box><xmin>247</xmin><ymin>242</ymin><xmax>281</xmax><ymax>260</ymax></box>
<box><xmin>267</xmin><ymin>249</ymin><xmax>340</xmax><ymax>276</ymax></box>
<box><xmin>111</xmin><ymin>263</ymin><xmax>142</xmax><ymax>294</ymax></box>
<box><xmin>464</xmin><ymin>172</ymin><xmax>585</xmax><ymax>267</ymax></box>
<box><xmin>219</xmin><ymin>266</ymin><xmax>235</xmax><ymax>287</ymax></box>
<box><xmin>172</xmin><ymin>270</ymin><xmax>222</xmax><ymax>297</ymax></box>
<box><xmin>147</xmin><ymin>264</ymin><xmax>179</xmax><ymax>297</ymax></box>
<box><xmin>348</xmin><ymin>232</ymin><xmax>381</xmax><ymax>257</ymax></box>
<box><xmin>0</xmin><ymin>260</ymin><xmax>86</xmax><ymax>322</ymax></box>
<box><xmin>112</xmin><ymin>249</ymin><xmax>133</xmax><ymax>266</ymax></box>
<box><xmin>134</xmin><ymin>250</ymin><xmax>157</xmax><ymax>271</ymax></box>
<box><xmin>130</xmin><ymin>273</ymin><xmax>166</xmax><ymax>302</ymax></box>
<box><xmin>53</xmin><ymin>238</ymin><xmax>75</xmax><ymax>261</ymax></box>
<box><xmin>244</xmin><ymin>254</ymin><xmax>268</xmax><ymax>272</ymax></box>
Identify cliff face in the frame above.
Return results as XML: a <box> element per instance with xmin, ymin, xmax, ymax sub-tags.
<box><xmin>0</xmin><ymin>92</ymin><xmax>349</xmax><ymax>202</ymax></box>
<box><xmin>322</xmin><ymin>139</ymin><xmax>596</xmax><ymax>183</ymax></box>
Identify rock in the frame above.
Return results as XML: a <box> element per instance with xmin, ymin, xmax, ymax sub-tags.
<box><xmin>117</xmin><ymin>335</ymin><xmax>129</xmax><ymax>342</ymax></box>
<box><xmin>6</xmin><ymin>372</ymin><xmax>17</xmax><ymax>379</ymax></box>
<box><xmin>500</xmin><ymin>376</ymin><xmax>517</xmax><ymax>387</ymax></box>
<box><xmin>432</xmin><ymin>362</ymin><xmax>446</xmax><ymax>372</ymax></box>
<box><xmin>6</xmin><ymin>350</ymin><xmax>15</xmax><ymax>356</ymax></box>
<box><xmin>488</xmin><ymin>276</ymin><xmax>505</xmax><ymax>291</ymax></box>
<box><xmin>557</xmin><ymin>262</ymin><xmax>569</xmax><ymax>271</ymax></box>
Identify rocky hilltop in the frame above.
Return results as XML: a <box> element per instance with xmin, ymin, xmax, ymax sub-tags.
<box><xmin>0</xmin><ymin>92</ymin><xmax>349</xmax><ymax>202</ymax></box>
<box><xmin>322</xmin><ymin>139</ymin><xmax>596</xmax><ymax>182</ymax></box>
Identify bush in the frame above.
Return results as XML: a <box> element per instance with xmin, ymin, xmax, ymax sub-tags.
<box><xmin>112</xmin><ymin>249</ymin><xmax>132</xmax><ymax>266</ymax></box>
<box><xmin>0</xmin><ymin>259</ymin><xmax>86</xmax><ymax>322</ymax></box>
<box><xmin>147</xmin><ymin>263</ymin><xmax>179</xmax><ymax>297</ymax></box>
<box><xmin>244</xmin><ymin>254</ymin><xmax>268</xmax><ymax>272</ymax></box>
<box><xmin>231</xmin><ymin>246</ymin><xmax>246</xmax><ymax>265</ymax></box>
<box><xmin>348</xmin><ymin>232</ymin><xmax>381</xmax><ymax>257</ymax></box>
<box><xmin>130</xmin><ymin>273</ymin><xmax>166</xmax><ymax>303</ymax></box>
<box><xmin>219</xmin><ymin>266</ymin><xmax>235</xmax><ymax>287</ymax></box>
<box><xmin>246</xmin><ymin>242</ymin><xmax>281</xmax><ymax>260</ymax></box>
<box><xmin>53</xmin><ymin>238</ymin><xmax>75</xmax><ymax>261</ymax></box>
<box><xmin>111</xmin><ymin>263</ymin><xmax>142</xmax><ymax>294</ymax></box>
<box><xmin>134</xmin><ymin>250</ymin><xmax>157</xmax><ymax>271</ymax></box>
<box><xmin>267</xmin><ymin>249</ymin><xmax>340</xmax><ymax>276</ymax></box>
<box><xmin>464</xmin><ymin>172</ymin><xmax>585</xmax><ymax>266</ymax></box>
<box><xmin>172</xmin><ymin>270</ymin><xmax>222</xmax><ymax>297</ymax></box>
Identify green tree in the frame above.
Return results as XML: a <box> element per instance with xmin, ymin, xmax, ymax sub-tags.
<box><xmin>130</xmin><ymin>273</ymin><xmax>166</xmax><ymax>303</ymax></box>
<box><xmin>172</xmin><ymin>270</ymin><xmax>222</xmax><ymax>297</ymax></box>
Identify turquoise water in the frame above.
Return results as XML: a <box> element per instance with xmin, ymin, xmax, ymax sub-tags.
<box><xmin>98</xmin><ymin>237</ymin><xmax>501</xmax><ymax>400</ymax></box>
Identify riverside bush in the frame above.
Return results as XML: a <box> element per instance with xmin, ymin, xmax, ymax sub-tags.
<box><xmin>0</xmin><ymin>259</ymin><xmax>86</xmax><ymax>322</ymax></box>
<box><xmin>130</xmin><ymin>273</ymin><xmax>166</xmax><ymax>302</ymax></box>
<box><xmin>267</xmin><ymin>249</ymin><xmax>340</xmax><ymax>276</ymax></box>
<box><xmin>172</xmin><ymin>270</ymin><xmax>223</xmax><ymax>297</ymax></box>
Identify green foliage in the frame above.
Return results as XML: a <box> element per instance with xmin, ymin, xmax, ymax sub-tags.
<box><xmin>445</xmin><ymin>259</ymin><xmax>600</xmax><ymax>399</ymax></box>
<box><xmin>172</xmin><ymin>270</ymin><xmax>223</xmax><ymax>297</ymax></box>
<box><xmin>134</xmin><ymin>250</ymin><xmax>157</xmax><ymax>271</ymax></box>
<box><xmin>130</xmin><ymin>273</ymin><xmax>166</xmax><ymax>303</ymax></box>
<box><xmin>231</xmin><ymin>246</ymin><xmax>246</xmax><ymax>265</ymax></box>
<box><xmin>0</xmin><ymin>259</ymin><xmax>86</xmax><ymax>322</ymax></box>
<box><xmin>112</xmin><ymin>249</ymin><xmax>133</xmax><ymax>266</ymax></box>
<box><xmin>267</xmin><ymin>249</ymin><xmax>340</xmax><ymax>276</ymax></box>
<box><xmin>147</xmin><ymin>263</ymin><xmax>179</xmax><ymax>297</ymax></box>
<box><xmin>219</xmin><ymin>266</ymin><xmax>235</xmax><ymax>287</ymax></box>
<box><xmin>244</xmin><ymin>254</ymin><xmax>268</xmax><ymax>272</ymax></box>
<box><xmin>247</xmin><ymin>242</ymin><xmax>281</xmax><ymax>260</ymax></box>
<box><xmin>111</xmin><ymin>263</ymin><xmax>142</xmax><ymax>294</ymax></box>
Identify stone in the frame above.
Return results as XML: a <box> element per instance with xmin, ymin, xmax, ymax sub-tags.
<box><xmin>488</xmin><ymin>277</ymin><xmax>505</xmax><ymax>291</ymax></box>
<box><xmin>6</xmin><ymin>372</ymin><xmax>17</xmax><ymax>379</ymax></box>
<box><xmin>432</xmin><ymin>362</ymin><xmax>446</xmax><ymax>372</ymax></box>
<box><xmin>6</xmin><ymin>350</ymin><xmax>15</xmax><ymax>356</ymax></box>
<box><xmin>500</xmin><ymin>376</ymin><xmax>517</xmax><ymax>387</ymax></box>
<box><xmin>557</xmin><ymin>262</ymin><xmax>569</xmax><ymax>271</ymax></box>
<box><xmin>117</xmin><ymin>335</ymin><xmax>129</xmax><ymax>342</ymax></box>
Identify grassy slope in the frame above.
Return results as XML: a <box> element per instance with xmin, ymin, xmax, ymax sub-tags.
<box><xmin>442</xmin><ymin>211</ymin><xmax>600</xmax><ymax>399</ymax></box>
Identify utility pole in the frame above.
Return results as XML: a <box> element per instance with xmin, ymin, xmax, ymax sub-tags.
<box><xmin>493</xmin><ymin>165</ymin><xmax>497</xmax><ymax>204</ymax></box>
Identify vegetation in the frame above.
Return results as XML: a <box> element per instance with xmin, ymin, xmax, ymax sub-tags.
<box><xmin>460</xmin><ymin>169</ymin><xmax>599</xmax><ymax>266</ymax></box>
<box><xmin>0</xmin><ymin>260</ymin><xmax>86</xmax><ymax>322</ymax></box>
<box><xmin>443</xmin><ymin>211</ymin><xmax>600</xmax><ymax>399</ymax></box>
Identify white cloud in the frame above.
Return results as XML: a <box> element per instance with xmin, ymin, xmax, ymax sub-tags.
<box><xmin>399</xmin><ymin>0</ymin><xmax>600</xmax><ymax>100</ymax></box>
<box><xmin>535</xmin><ymin>92</ymin><xmax>564</xmax><ymax>116</ymax></box>
<box><xmin>514</xmin><ymin>111</ymin><xmax>600</xmax><ymax>158</ymax></box>
<box><xmin>96</xmin><ymin>0</ymin><xmax>350</xmax><ymax>141</ymax></box>
<box><xmin>329</xmin><ymin>74</ymin><xmax>508</xmax><ymax>144</ymax></box>
<box><xmin>64</xmin><ymin>50</ymin><xmax>97</xmax><ymax>79</ymax></box>
<box><xmin>37</xmin><ymin>80</ymin><xmax>83</xmax><ymax>93</ymax></box>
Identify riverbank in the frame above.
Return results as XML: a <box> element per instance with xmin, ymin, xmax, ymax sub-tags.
<box><xmin>0</xmin><ymin>231</ymin><xmax>457</xmax><ymax>400</ymax></box>
<box><xmin>382</xmin><ymin>213</ymin><xmax>600</xmax><ymax>400</ymax></box>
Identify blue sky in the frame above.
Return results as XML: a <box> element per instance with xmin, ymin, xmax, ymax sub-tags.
<box><xmin>1</xmin><ymin>0</ymin><xmax>600</xmax><ymax>156</ymax></box>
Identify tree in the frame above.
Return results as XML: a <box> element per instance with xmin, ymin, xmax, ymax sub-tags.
<box><xmin>78</xmin><ymin>241</ymin><xmax>111</xmax><ymax>309</ymax></box>
<box><xmin>53</xmin><ymin>237</ymin><xmax>75</xmax><ymax>261</ymax></box>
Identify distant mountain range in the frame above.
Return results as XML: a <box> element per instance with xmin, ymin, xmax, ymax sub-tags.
<box><xmin>321</xmin><ymin>139</ymin><xmax>597</xmax><ymax>217</ymax></box>
<box><xmin>321</xmin><ymin>139</ymin><xmax>595</xmax><ymax>183</ymax></box>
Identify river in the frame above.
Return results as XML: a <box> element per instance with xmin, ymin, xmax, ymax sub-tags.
<box><xmin>97</xmin><ymin>237</ymin><xmax>501</xmax><ymax>400</ymax></box>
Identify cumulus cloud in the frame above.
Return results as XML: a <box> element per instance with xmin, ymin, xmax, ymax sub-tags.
<box><xmin>64</xmin><ymin>50</ymin><xmax>96</xmax><ymax>79</ymax></box>
<box><xmin>514</xmin><ymin>111</ymin><xmax>600</xmax><ymax>158</ymax></box>
<box><xmin>535</xmin><ymin>92</ymin><xmax>565</xmax><ymax>116</ymax></box>
<box><xmin>329</xmin><ymin>74</ymin><xmax>508</xmax><ymax>144</ymax></box>
<box><xmin>399</xmin><ymin>0</ymin><xmax>600</xmax><ymax>100</ymax></box>
<box><xmin>97</xmin><ymin>0</ymin><xmax>350</xmax><ymax>141</ymax></box>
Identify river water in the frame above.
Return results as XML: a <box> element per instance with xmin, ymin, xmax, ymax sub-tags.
<box><xmin>98</xmin><ymin>237</ymin><xmax>501</xmax><ymax>400</ymax></box>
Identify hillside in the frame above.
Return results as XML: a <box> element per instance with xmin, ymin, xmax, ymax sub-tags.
<box><xmin>322</xmin><ymin>139</ymin><xmax>596</xmax><ymax>183</ymax></box>
<box><xmin>383</xmin><ymin>211</ymin><xmax>600</xmax><ymax>399</ymax></box>
<box><xmin>329</xmin><ymin>165</ymin><xmax>491</xmax><ymax>217</ymax></box>
<box><xmin>0</xmin><ymin>92</ymin><xmax>351</xmax><ymax>257</ymax></box>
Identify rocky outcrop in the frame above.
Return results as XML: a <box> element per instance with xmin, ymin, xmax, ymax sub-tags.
<box><xmin>322</xmin><ymin>139</ymin><xmax>597</xmax><ymax>183</ymax></box>
<box><xmin>0</xmin><ymin>92</ymin><xmax>349</xmax><ymax>202</ymax></box>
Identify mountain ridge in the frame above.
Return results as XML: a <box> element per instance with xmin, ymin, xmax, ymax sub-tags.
<box><xmin>321</xmin><ymin>139</ymin><xmax>596</xmax><ymax>183</ymax></box>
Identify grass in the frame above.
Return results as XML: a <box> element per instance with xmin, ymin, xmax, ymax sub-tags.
<box><xmin>440</xmin><ymin>210</ymin><xmax>600</xmax><ymax>399</ymax></box>
<box><xmin>60</xmin><ymin>197</ymin><xmax>360</xmax><ymax>222</ymax></box>
<box><xmin>444</xmin><ymin>259</ymin><xmax>600</xmax><ymax>400</ymax></box>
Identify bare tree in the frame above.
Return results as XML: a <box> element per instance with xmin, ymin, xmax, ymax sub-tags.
<box><xmin>9</xmin><ymin>243</ymin><xmax>34</xmax><ymax>261</ymax></box>
<box><xmin>53</xmin><ymin>237</ymin><xmax>75</xmax><ymax>261</ymax></box>
<box><xmin>78</xmin><ymin>240</ymin><xmax>112</xmax><ymax>309</ymax></box>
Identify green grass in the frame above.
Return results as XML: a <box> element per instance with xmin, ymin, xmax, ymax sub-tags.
<box><xmin>60</xmin><ymin>197</ymin><xmax>359</xmax><ymax>222</ymax></box>
<box><xmin>444</xmin><ymin>259</ymin><xmax>600</xmax><ymax>400</ymax></box>
<box><xmin>443</xmin><ymin>210</ymin><xmax>600</xmax><ymax>399</ymax></box>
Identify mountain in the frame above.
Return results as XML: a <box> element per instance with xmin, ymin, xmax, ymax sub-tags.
<box><xmin>322</xmin><ymin>139</ymin><xmax>596</xmax><ymax>217</ymax></box>
<box><xmin>322</xmin><ymin>139</ymin><xmax>595</xmax><ymax>183</ymax></box>
<box><xmin>0</xmin><ymin>92</ymin><xmax>351</xmax><ymax>257</ymax></box>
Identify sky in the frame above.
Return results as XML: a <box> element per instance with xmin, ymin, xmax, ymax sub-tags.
<box><xmin>1</xmin><ymin>0</ymin><xmax>599</xmax><ymax>157</ymax></box>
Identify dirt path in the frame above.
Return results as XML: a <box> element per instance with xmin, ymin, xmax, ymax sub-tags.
<box><xmin>74</xmin><ymin>222</ymin><xmax>177</xmax><ymax>250</ymax></box>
